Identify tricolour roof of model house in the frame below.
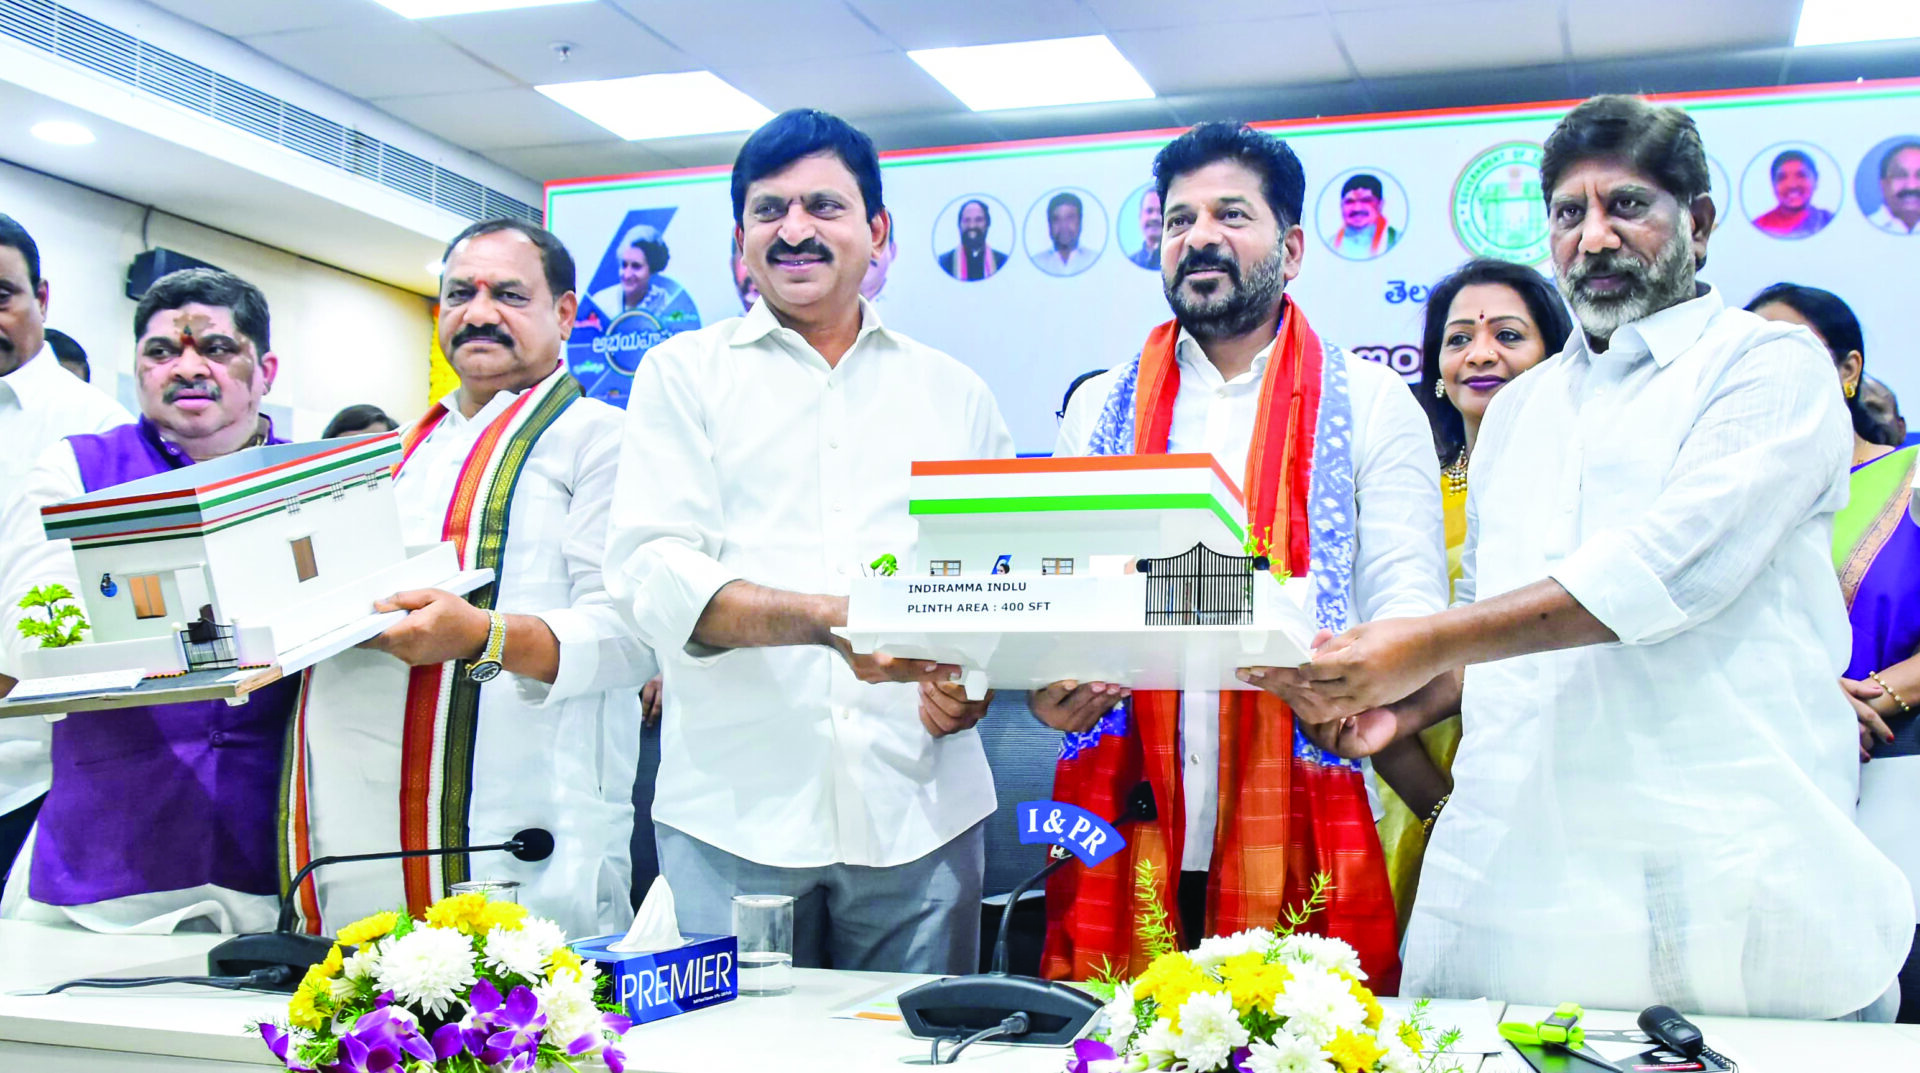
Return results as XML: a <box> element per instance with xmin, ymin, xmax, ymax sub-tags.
<box><xmin>41</xmin><ymin>432</ymin><xmax>401</xmax><ymax>550</ymax></box>
<box><xmin>908</xmin><ymin>453</ymin><xmax>1248</xmax><ymax>542</ymax></box>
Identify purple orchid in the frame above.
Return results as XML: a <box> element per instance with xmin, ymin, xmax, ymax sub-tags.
<box><xmin>1068</xmin><ymin>1037</ymin><xmax>1122</xmax><ymax>1073</ymax></box>
<box><xmin>1231</xmin><ymin>1045</ymin><xmax>1254</xmax><ymax>1071</ymax></box>
<box><xmin>258</xmin><ymin>1023</ymin><xmax>315</xmax><ymax>1071</ymax></box>
<box><xmin>476</xmin><ymin>985</ymin><xmax>547</xmax><ymax>1065</ymax></box>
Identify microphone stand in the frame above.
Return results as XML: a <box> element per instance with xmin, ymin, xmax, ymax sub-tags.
<box><xmin>205</xmin><ymin>828</ymin><xmax>554</xmax><ymax>988</ymax></box>
<box><xmin>897</xmin><ymin>783</ymin><xmax>1157</xmax><ymax>1049</ymax></box>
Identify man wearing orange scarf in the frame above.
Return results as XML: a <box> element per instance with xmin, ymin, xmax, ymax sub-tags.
<box><xmin>1043</xmin><ymin>123</ymin><xmax>1446</xmax><ymax>992</ymax></box>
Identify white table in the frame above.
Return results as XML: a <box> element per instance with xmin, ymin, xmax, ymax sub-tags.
<box><xmin>2</xmin><ymin>921</ymin><xmax>1915</xmax><ymax>1071</ymax></box>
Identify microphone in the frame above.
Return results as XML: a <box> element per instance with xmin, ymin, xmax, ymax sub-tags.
<box><xmin>897</xmin><ymin>783</ymin><xmax>1157</xmax><ymax>1048</ymax></box>
<box><xmin>206</xmin><ymin>828</ymin><xmax>554</xmax><ymax>988</ymax></box>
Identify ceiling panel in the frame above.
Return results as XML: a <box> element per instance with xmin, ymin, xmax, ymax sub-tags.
<box><xmin>1566</xmin><ymin>0</ymin><xmax>1798</xmax><ymax>61</ymax></box>
<box><xmin>145</xmin><ymin>0</ymin><xmax>398</xmax><ymax>38</ymax></box>
<box><xmin>1114</xmin><ymin>16</ymin><xmax>1351</xmax><ymax>96</ymax></box>
<box><xmin>1084</xmin><ymin>0</ymin><xmax>1323</xmax><ymax>31</ymax></box>
<box><xmin>373</xmin><ymin>87</ymin><xmax>616</xmax><ymax>150</ymax></box>
<box><xmin>718</xmin><ymin>51</ymin><xmax>959</xmax><ymax>117</ymax></box>
<box><xmin>845</xmin><ymin>0</ymin><xmax>1101</xmax><ymax>50</ymax></box>
<box><xmin>482</xmin><ymin>141</ymin><xmax>682</xmax><ymax>184</ymax></box>
<box><xmin>244</xmin><ymin>22</ymin><xmax>517</xmax><ymax>99</ymax></box>
<box><xmin>1333</xmin><ymin>0</ymin><xmax>1566</xmax><ymax>79</ymax></box>
<box><xmin>426</xmin><ymin>4</ymin><xmax>690</xmax><ymax>83</ymax></box>
<box><xmin>615</xmin><ymin>0</ymin><xmax>894</xmax><ymax>62</ymax></box>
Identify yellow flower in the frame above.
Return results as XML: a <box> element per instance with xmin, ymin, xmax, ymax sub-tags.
<box><xmin>1349</xmin><ymin>979</ymin><xmax>1384</xmax><ymax>1030</ymax></box>
<box><xmin>1131</xmin><ymin>953</ymin><xmax>1216</xmax><ymax>1029</ymax></box>
<box><xmin>1327</xmin><ymin>1028</ymin><xmax>1387</xmax><ymax>1073</ymax></box>
<box><xmin>546</xmin><ymin>944</ymin><xmax>584</xmax><ymax>982</ymax></box>
<box><xmin>1219</xmin><ymin>952</ymin><xmax>1291</xmax><ymax>1014</ymax></box>
<box><xmin>337</xmin><ymin>910</ymin><xmax>401</xmax><ymax>948</ymax></box>
<box><xmin>477</xmin><ymin>900</ymin><xmax>528</xmax><ymax>934</ymax></box>
<box><xmin>1397</xmin><ymin>1020</ymin><xmax>1425</xmax><ymax>1052</ymax></box>
<box><xmin>425</xmin><ymin>892</ymin><xmax>489</xmax><ymax>934</ymax></box>
<box><xmin>288</xmin><ymin>986</ymin><xmax>325</xmax><ymax>1030</ymax></box>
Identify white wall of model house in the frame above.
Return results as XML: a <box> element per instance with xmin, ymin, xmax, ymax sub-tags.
<box><xmin>912</xmin><ymin>506</ymin><xmax>1241</xmax><ymax>578</ymax></box>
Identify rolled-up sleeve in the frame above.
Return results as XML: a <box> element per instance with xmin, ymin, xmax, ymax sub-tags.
<box><xmin>605</xmin><ymin>339</ymin><xmax>740</xmax><ymax>658</ymax></box>
<box><xmin>1550</xmin><ymin>333</ymin><xmax>1849</xmax><ymax>645</ymax></box>
<box><xmin>515</xmin><ymin>412</ymin><xmax>659</xmax><ymax>707</ymax></box>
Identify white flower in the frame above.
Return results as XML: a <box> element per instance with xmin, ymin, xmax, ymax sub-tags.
<box><xmin>1379</xmin><ymin>1040</ymin><xmax>1421</xmax><ymax>1073</ymax></box>
<box><xmin>1241</xmin><ymin>1031</ymin><xmax>1336</xmax><ymax>1073</ymax></box>
<box><xmin>1269</xmin><ymin>967</ymin><xmax>1365</xmax><ymax>1046</ymax></box>
<box><xmin>1190</xmin><ymin>927</ymin><xmax>1275</xmax><ymax>970</ymax></box>
<box><xmin>481</xmin><ymin>918</ymin><xmax>566</xmax><ymax>982</ymax></box>
<box><xmin>373</xmin><ymin>926</ymin><xmax>477</xmax><ymax>1018</ymax></box>
<box><xmin>534</xmin><ymin>973</ymin><xmax>605</xmax><ymax>1050</ymax></box>
<box><xmin>1273</xmin><ymin>934</ymin><xmax>1365</xmax><ymax>979</ymax></box>
<box><xmin>1134</xmin><ymin>1019</ymin><xmax>1180</xmax><ymax>1068</ymax></box>
<box><xmin>1171</xmin><ymin>990</ymin><xmax>1250</xmax><ymax>1070</ymax></box>
<box><xmin>1100</xmin><ymin>982</ymin><xmax>1139</xmax><ymax>1046</ymax></box>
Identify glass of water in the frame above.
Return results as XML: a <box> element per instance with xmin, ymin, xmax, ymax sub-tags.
<box><xmin>732</xmin><ymin>894</ymin><xmax>794</xmax><ymax>996</ymax></box>
<box><xmin>450</xmin><ymin>879</ymin><xmax>521</xmax><ymax>903</ymax></box>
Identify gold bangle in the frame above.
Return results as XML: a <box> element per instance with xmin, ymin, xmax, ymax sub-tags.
<box><xmin>1868</xmin><ymin>671</ymin><xmax>1911</xmax><ymax>715</ymax></box>
<box><xmin>1421</xmin><ymin>793</ymin><xmax>1451</xmax><ymax>837</ymax></box>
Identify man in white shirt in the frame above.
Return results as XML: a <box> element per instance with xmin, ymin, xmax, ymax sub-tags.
<box><xmin>1032</xmin><ymin>192</ymin><xmax>1096</xmax><ymax>276</ymax></box>
<box><xmin>607</xmin><ymin>109</ymin><xmax>1014</xmax><ymax>974</ymax></box>
<box><xmin>1867</xmin><ymin>140</ymin><xmax>1920</xmax><ymax>236</ymax></box>
<box><xmin>290</xmin><ymin>220</ymin><xmax>653</xmax><ymax>940</ymax></box>
<box><xmin>1288</xmin><ymin>95</ymin><xmax>1914</xmax><ymax>1018</ymax></box>
<box><xmin>0</xmin><ymin>213</ymin><xmax>134</xmax><ymax>899</ymax></box>
<box><xmin>1039</xmin><ymin>122</ymin><xmax>1445</xmax><ymax>986</ymax></box>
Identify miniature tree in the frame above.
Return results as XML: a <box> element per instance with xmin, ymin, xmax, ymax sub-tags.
<box><xmin>17</xmin><ymin>583</ymin><xmax>89</xmax><ymax>648</ymax></box>
<box><xmin>869</xmin><ymin>553</ymin><xmax>899</xmax><ymax>577</ymax></box>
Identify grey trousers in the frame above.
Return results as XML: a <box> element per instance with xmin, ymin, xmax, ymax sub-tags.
<box><xmin>655</xmin><ymin>821</ymin><xmax>985</xmax><ymax>976</ymax></box>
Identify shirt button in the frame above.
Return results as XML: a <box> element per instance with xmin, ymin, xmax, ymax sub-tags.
<box><xmin>1187</xmin><ymin>753</ymin><xmax>1200</xmax><ymax>765</ymax></box>
<box><xmin>828</xmin><ymin>438</ymin><xmax>840</xmax><ymax>449</ymax></box>
<box><xmin>832</xmin><ymin>502</ymin><xmax>844</xmax><ymax>512</ymax></box>
<box><xmin>838</xmin><ymin>708</ymin><xmax>853</xmax><ymax>721</ymax></box>
<box><xmin>210</xmin><ymin>731</ymin><xmax>228</xmax><ymax>745</ymax></box>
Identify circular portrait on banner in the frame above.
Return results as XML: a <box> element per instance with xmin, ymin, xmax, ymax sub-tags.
<box><xmin>1705</xmin><ymin>155</ymin><xmax>1733</xmax><ymax>231</ymax></box>
<box><xmin>1451</xmin><ymin>141</ymin><xmax>1549</xmax><ymax>265</ymax></box>
<box><xmin>571</xmin><ymin>212</ymin><xmax>702</xmax><ymax>407</ymax></box>
<box><xmin>1742</xmin><ymin>142</ymin><xmax>1843</xmax><ymax>240</ymax></box>
<box><xmin>1025</xmin><ymin>187</ymin><xmax>1108</xmax><ymax>277</ymax></box>
<box><xmin>932</xmin><ymin>194</ymin><xmax>1015</xmax><ymax>283</ymax></box>
<box><xmin>1117</xmin><ymin>183</ymin><xmax>1164</xmax><ymax>270</ymax></box>
<box><xmin>1318</xmin><ymin>167</ymin><xmax>1409</xmax><ymax>260</ymax></box>
<box><xmin>1855</xmin><ymin>135</ymin><xmax>1920</xmax><ymax>236</ymax></box>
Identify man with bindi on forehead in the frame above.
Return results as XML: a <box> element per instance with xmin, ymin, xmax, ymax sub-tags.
<box><xmin>0</xmin><ymin>268</ymin><xmax>299</xmax><ymax>931</ymax></box>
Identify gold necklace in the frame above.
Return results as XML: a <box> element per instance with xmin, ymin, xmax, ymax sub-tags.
<box><xmin>1442</xmin><ymin>447</ymin><xmax>1469</xmax><ymax>495</ymax></box>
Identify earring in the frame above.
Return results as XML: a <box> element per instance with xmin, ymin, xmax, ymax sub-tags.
<box><xmin>1433</xmin><ymin>378</ymin><xmax>1446</xmax><ymax>398</ymax></box>
<box><xmin>1845</xmin><ymin>381</ymin><xmax>1858</xmax><ymax>399</ymax></box>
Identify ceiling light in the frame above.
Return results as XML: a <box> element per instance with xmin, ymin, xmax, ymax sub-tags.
<box><xmin>31</xmin><ymin>120</ymin><xmax>95</xmax><ymax>146</ymax></box>
<box><xmin>536</xmin><ymin>72</ymin><xmax>773</xmax><ymax>140</ymax></box>
<box><xmin>908</xmin><ymin>35</ymin><xmax>1154</xmax><ymax>112</ymax></box>
<box><xmin>1794</xmin><ymin>0</ymin><xmax>1920</xmax><ymax>46</ymax></box>
<box><xmin>371</xmin><ymin>0</ymin><xmax>590</xmax><ymax>17</ymax></box>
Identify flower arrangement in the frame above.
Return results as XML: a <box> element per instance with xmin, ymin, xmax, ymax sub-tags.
<box><xmin>257</xmin><ymin>893</ymin><xmax>629</xmax><ymax>1072</ymax></box>
<box><xmin>1068</xmin><ymin>866</ymin><xmax>1460</xmax><ymax>1073</ymax></box>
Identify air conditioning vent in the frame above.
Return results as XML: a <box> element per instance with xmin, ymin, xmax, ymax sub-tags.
<box><xmin>0</xmin><ymin>0</ymin><xmax>541</xmax><ymax>225</ymax></box>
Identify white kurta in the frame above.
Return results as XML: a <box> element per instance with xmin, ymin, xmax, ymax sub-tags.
<box><xmin>1057</xmin><ymin>334</ymin><xmax>1447</xmax><ymax>870</ymax></box>
<box><xmin>299</xmin><ymin>385</ymin><xmax>653</xmax><ymax>940</ymax></box>
<box><xmin>606</xmin><ymin>298</ymin><xmax>1014</xmax><ymax>870</ymax></box>
<box><xmin>1405</xmin><ymin>287</ymin><xmax>1915</xmax><ymax>1018</ymax></box>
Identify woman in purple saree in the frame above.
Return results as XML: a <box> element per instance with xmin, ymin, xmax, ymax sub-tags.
<box><xmin>1751</xmin><ymin>283</ymin><xmax>1919</xmax><ymax>1022</ymax></box>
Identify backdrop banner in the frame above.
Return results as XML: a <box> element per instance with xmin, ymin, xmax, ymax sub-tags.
<box><xmin>548</xmin><ymin>79</ymin><xmax>1920</xmax><ymax>453</ymax></box>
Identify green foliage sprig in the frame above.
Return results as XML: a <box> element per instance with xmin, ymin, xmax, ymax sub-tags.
<box><xmin>17</xmin><ymin>584</ymin><xmax>88</xmax><ymax>648</ymax></box>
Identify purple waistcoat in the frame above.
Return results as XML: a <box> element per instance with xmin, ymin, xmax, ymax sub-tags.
<box><xmin>32</xmin><ymin>417</ymin><xmax>301</xmax><ymax>906</ymax></box>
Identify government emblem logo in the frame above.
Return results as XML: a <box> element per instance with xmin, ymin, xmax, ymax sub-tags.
<box><xmin>1452</xmin><ymin>141</ymin><xmax>1549</xmax><ymax>264</ymax></box>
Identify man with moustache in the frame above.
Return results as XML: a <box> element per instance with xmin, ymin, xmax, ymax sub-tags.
<box><xmin>0</xmin><ymin>269</ymin><xmax>296</xmax><ymax>930</ymax></box>
<box><xmin>0</xmin><ymin>214</ymin><xmax>130</xmax><ymax>897</ymax></box>
<box><xmin>1332</xmin><ymin>173</ymin><xmax>1400</xmax><ymax>259</ymax></box>
<box><xmin>1868</xmin><ymin>140</ymin><xmax>1920</xmax><ymax>236</ymax></box>
<box><xmin>938</xmin><ymin>197</ymin><xmax>1007</xmax><ymax>281</ymax></box>
<box><xmin>1043</xmin><ymin>122</ymin><xmax>1445</xmax><ymax>986</ymax></box>
<box><xmin>607</xmin><ymin>109</ymin><xmax>1014</xmax><ymax>973</ymax></box>
<box><xmin>1753</xmin><ymin>148</ymin><xmax>1833</xmax><ymax>238</ymax></box>
<box><xmin>1033</xmin><ymin>191</ymin><xmax>1095</xmax><ymax>276</ymax></box>
<box><xmin>1284</xmin><ymin>95</ymin><xmax>1913</xmax><ymax>1018</ymax></box>
<box><xmin>288</xmin><ymin>220</ymin><xmax>652</xmax><ymax>939</ymax></box>
<box><xmin>1127</xmin><ymin>187</ymin><xmax>1163</xmax><ymax>268</ymax></box>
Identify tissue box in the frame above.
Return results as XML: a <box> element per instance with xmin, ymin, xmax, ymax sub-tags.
<box><xmin>571</xmin><ymin>933</ymin><xmax>739</xmax><ymax>1026</ymax></box>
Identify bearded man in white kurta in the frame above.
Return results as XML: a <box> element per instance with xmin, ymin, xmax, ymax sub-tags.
<box><xmin>288</xmin><ymin>221</ymin><xmax>653</xmax><ymax>939</ymax></box>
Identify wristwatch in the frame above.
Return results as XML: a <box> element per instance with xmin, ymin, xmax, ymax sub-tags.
<box><xmin>468</xmin><ymin>610</ymin><xmax>506</xmax><ymax>683</ymax></box>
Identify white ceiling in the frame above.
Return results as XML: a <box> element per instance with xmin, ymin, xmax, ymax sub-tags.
<box><xmin>127</xmin><ymin>0</ymin><xmax>1852</xmax><ymax>186</ymax></box>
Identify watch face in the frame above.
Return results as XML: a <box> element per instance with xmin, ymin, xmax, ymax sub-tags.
<box><xmin>468</xmin><ymin>660</ymin><xmax>503</xmax><ymax>683</ymax></box>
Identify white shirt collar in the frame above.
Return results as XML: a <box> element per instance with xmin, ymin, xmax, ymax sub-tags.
<box><xmin>730</xmin><ymin>295</ymin><xmax>893</xmax><ymax>362</ymax></box>
<box><xmin>1173</xmin><ymin>327</ymin><xmax>1276</xmax><ymax>388</ymax></box>
<box><xmin>1564</xmin><ymin>283</ymin><xmax>1721</xmax><ymax>369</ymax></box>
<box><xmin>0</xmin><ymin>349</ymin><xmax>66</xmax><ymax>408</ymax></box>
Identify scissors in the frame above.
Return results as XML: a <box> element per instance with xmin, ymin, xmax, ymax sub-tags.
<box><xmin>1498</xmin><ymin>1003</ymin><xmax>1624</xmax><ymax>1073</ymax></box>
